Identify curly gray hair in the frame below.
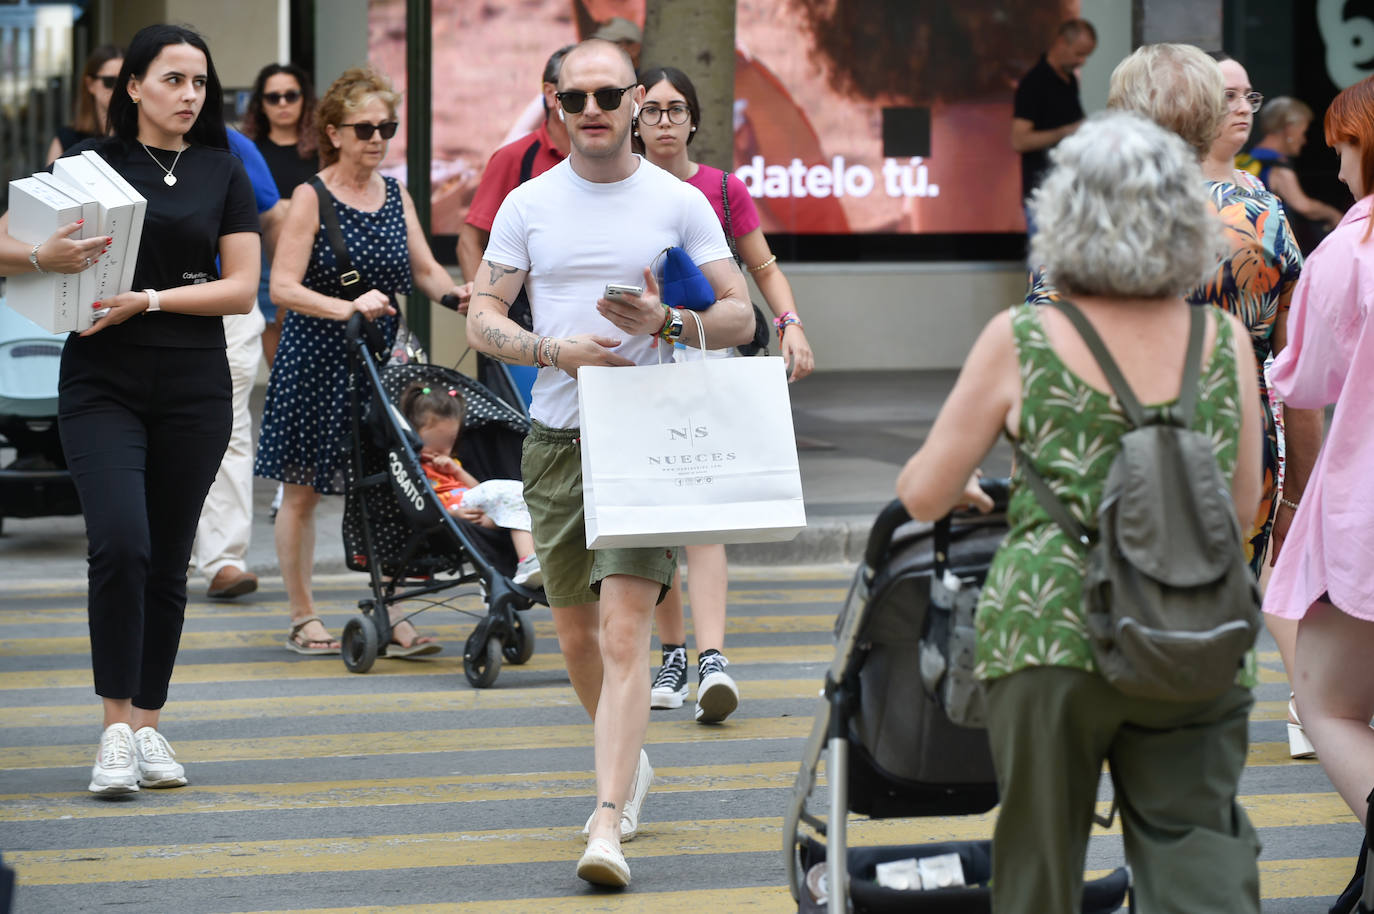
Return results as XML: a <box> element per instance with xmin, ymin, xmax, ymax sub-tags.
<box><xmin>1030</xmin><ymin>111</ymin><xmax>1223</xmax><ymax>300</ymax></box>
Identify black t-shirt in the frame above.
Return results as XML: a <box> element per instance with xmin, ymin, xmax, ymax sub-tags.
<box><xmin>55</xmin><ymin>126</ymin><xmax>95</xmax><ymax>155</ymax></box>
<box><xmin>60</xmin><ymin>137</ymin><xmax>260</xmax><ymax>348</ymax></box>
<box><xmin>1013</xmin><ymin>55</ymin><xmax>1084</xmax><ymax>201</ymax></box>
<box><xmin>253</xmin><ymin>137</ymin><xmax>319</xmax><ymax>199</ymax></box>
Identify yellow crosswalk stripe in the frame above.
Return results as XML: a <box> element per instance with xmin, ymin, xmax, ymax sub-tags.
<box><xmin>248</xmin><ymin>854</ymin><xmax>1360</xmax><ymax>913</ymax></box>
<box><xmin>1</xmin><ymin>718</ymin><xmax>810</xmax><ymax>770</ymax></box>
<box><xmin>0</xmin><ymin>653</ymin><xmax>1295</xmax><ymax>691</ymax></box>
<box><xmin>2</xmin><ymin>679</ymin><xmax>826</xmax><ymax>728</ymax></box>
<box><xmin>0</xmin><ymin>643</ymin><xmax>839</xmax><ymax>691</ymax></box>
<box><xmin>0</xmin><ymin>716</ymin><xmax>1314</xmax><ymax>772</ymax></box>
<box><xmin>0</xmin><ymin>587</ymin><xmax>851</xmax><ymax>626</ymax></box>
<box><xmin>6</xmin><ymin>816</ymin><xmax>1357</xmax><ymax>894</ymax></box>
<box><xmin>253</xmin><ymin>888</ymin><xmax>797</xmax><ymax>914</ymax></box>
<box><xmin>0</xmin><ymin>613</ymin><xmax>842</xmax><ymax>657</ymax></box>
<box><xmin>0</xmin><ymin>687</ymin><xmax>1293</xmax><ymax>729</ymax></box>
<box><xmin>0</xmin><ymin>762</ymin><xmax>812</xmax><ymax>821</ymax></box>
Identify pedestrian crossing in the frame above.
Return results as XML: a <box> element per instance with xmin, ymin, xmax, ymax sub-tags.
<box><xmin>0</xmin><ymin>570</ymin><xmax>1362</xmax><ymax>912</ymax></box>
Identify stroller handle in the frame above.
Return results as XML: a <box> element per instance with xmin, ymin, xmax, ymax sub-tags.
<box><xmin>864</xmin><ymin>477</ymin><xmax>1011</xmax><ymax>572</ymax></box>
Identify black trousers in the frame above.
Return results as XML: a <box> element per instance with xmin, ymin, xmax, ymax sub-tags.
<box><xmin>58</xmin><ymin>335</ymin><xmax>230</xmax><ymax>710</ymax></box>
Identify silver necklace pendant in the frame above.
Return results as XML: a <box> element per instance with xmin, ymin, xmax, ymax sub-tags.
<box><xmin>163</xmin><ymin>173</ymin><xmax>177</xmax><ymax>187</ymax></box>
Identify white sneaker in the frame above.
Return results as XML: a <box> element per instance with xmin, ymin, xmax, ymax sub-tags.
<box><xmin>89</xmin><ymin>723</ymin><xmax>139</xmax><ymax>795</ymax></box>
<box><xmin>133</xmin><ymin>727</ymin><xmax>187</xmax><ymax>788</ymax></box>
<box><xmin>582</xmin><ymin>748</ymin><xmax>653</xmax><ymax>841</ymax></box>
<box><xmin>512</xmin><ymin>554</ymin><xmax>543</xmax><ymax>588</ymax></box>
<box><xmin>695</xmin><ymin>651</ymin><xmax>740</xmax><ymax>723</ymax></box>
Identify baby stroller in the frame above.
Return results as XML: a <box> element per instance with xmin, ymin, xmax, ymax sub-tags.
<box><xmin>783</xmin><ymin>481</ymin><xmax>1131</xmax><ymax>912</ymax></box>
<box><xmin>340</xmin><ymin>313</ymin><xmax>546</xmax><ymax>687</ymax></box>
<box><xmin>0</xmin><ymin>304</ymin><xmax>81</xmax><ymax>535</ymax></box>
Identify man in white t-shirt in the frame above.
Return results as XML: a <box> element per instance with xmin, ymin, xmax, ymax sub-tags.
<box><xmin>467</xmin><ymin>38</ymin><xmax>751</xmax><ymax>889</ymax></box>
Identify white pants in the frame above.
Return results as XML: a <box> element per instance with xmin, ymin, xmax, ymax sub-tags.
<box><xmin>192</xmin><ymin>306</ymin><xmax>266</xmax><ymax>583</ymax></box>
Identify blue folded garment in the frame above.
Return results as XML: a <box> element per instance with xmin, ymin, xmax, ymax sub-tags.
<box><xmin>658</xmin><ymin>246</ymin><xmax>715</xmax><ymax>311</ymax></box>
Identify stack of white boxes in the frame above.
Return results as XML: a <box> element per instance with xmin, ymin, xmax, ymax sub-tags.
<box><xmin>5</xmin><ymin>151</ymin><xmax>147</xmax><ymax>333</ymax></box>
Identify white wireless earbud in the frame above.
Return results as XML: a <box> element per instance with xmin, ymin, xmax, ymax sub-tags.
<box><xmin>557</xmin><ymin>107</ymin><xmax>566</xmax><ymax>122</ymax></box>
<box><xmin>632</xmin><ymin>102</ymin><xmax>640</xmax><ymax>119</ymax></box>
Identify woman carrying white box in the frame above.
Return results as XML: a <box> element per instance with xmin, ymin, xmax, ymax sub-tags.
<box><xmin>0</xmin><ymin>23</ymin><xmax>260</xmax><ymax>796</ymax></box>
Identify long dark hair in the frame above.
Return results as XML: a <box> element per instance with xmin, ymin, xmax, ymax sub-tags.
<box><xmin>635</xmin><ymin>65</ymin><xmax>701</xmax><ymax>146</ymax></box>
<box><xmin>73</xmin><ymin>44</ymin><xmax>125</xmax><ymax>135</ymax></box>
<box><xmin>240</xmin><ymin>62</ymin><xmax>318</xmax><ymax>159</ymax></box>
<box><xmin>107</xmin><ymin>24</ymin><xmax>227</xmax><ymax>150</ymax></box>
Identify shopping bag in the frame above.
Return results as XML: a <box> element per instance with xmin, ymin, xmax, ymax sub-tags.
<box><xmin>578</xmin><ymin>352</ymin><xmax>806</xmax><ymax>548</ymax></box>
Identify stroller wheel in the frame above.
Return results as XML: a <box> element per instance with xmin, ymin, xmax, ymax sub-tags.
<box><xmin>464</xmin><ymin>631</ymin><xmax>503</xmax><ymax>688</ymax></box>
<box><xmin>503</xmin><ymin>610</ymin><xmax>535</xmax><ymax>665</ymax></box>
<box><xmin>341</xmin><ymin>615</ymin><xmax>379</xmax><ymax>673</ymax></box>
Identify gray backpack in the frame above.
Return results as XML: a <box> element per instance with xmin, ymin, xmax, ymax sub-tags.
<box><xmin>1016</xmin><ymin>299</ymin><xmax>1261</xmax><ymax>702</ymax></box>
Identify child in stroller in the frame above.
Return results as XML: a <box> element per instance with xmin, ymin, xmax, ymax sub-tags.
<box><xmin>400</xmin><ymin>380</ymin><xmax>542</xmax><ymax>588</ymax></box>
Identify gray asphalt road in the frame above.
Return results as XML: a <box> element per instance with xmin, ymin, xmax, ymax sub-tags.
<box><xmin>0</xmin><ymin>568</ymin><xmax>1361</xmax><ymax>912</ymax></box>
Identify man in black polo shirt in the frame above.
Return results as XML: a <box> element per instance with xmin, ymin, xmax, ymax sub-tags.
<box><xmin>1012</xmin><ymin>19</ymin><xmax>1097</xmax><ymax>233</ymax></box>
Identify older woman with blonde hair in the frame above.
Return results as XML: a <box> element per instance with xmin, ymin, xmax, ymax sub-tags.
<box><xmin>900</xmin><ymin>110</ymin><xmax>1263</xmax><ymax>911</ymax></box>
<box><xmin>1105</xmin><ymin>43</ymin><xmax>1325</xmax><ymax>759</ymax></box>
<box><xmin>255</xmin><ymin>67</ymin><xmax>468</xmax><ymax>655</ymax></box>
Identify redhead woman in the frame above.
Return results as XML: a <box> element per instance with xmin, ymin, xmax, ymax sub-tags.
<box><xmin>255</xmin><ymin>67</ymin><xmax>468</xmax><ymax>657</ymax></box>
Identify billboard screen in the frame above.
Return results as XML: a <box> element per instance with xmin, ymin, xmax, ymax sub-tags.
<box><xmin>368</xmin><ymin>0</ymin><xmax>1078</xmax><ymax>238</ymax></box>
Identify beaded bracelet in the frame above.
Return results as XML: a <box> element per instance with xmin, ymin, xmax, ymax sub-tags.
<box><xmin>748</xmin><ymin>254</ymin><xmax>777</xmax><ymax>274</ymax></box>
<box><xmin>774</xmin><ymin>311</ymin><xmax>803</xmax><ymax>342</ymax></box>
<box><xmin>1279</xmin><ymin>496</ymin><xmax>1300</xmax><ymax>511</ymax></box>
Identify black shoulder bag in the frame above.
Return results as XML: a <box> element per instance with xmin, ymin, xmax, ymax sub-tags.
<box><xmin>720</xmin><ymin>172</ymin><xmax>772</xmax><ymax>357</ymax></box>
<box><xmin>309</xmin><ymin>176</ymin><xmax>424</xmax><ymax>364</ymax></box>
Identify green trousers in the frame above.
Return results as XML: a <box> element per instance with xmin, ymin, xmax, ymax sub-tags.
<box><xmin>984</xmin><ymin>666</ymin><xmax>1260</xmax><ymax>913</ymax></box>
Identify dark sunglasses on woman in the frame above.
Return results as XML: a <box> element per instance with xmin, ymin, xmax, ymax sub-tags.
<box><xmin>337</xmin><ymin>121</ymin><xmax>399</xmax><ymax>140</ymax></box>
<box><xmin>555</xmin><ymin>83</ymin><xmax>637</xmax><ymax>114</ymax></box>
<box><xmin>263</xmin><ymin>90</ymin><xmax>302</xmax><ymax>105</ymax></box>
<box><xmin>97</xmin><ymin>75</ymin><xmax>118</xmax><ymax>89</ymax></box>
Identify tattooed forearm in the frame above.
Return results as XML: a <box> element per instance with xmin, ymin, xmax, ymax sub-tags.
<box><xmin>474</xmin><ymin>290</ymin><xmax>511</xmax><ymax>310</ymax></box>
<box><xmin>485</xmin><ymin>260</ymin><xmax>519</xmax><ymax>286</ymax></box>
<box><xmin>473</xmin><ymin>310</ymin><xmax>537</xmax><ymax>365</ymax></box>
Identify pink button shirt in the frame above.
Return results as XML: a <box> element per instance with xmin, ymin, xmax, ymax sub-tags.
<box><xmin>1263</xmin><ymin>195</ymin><xmax>1374</xmax><ymax>621</ymax></box>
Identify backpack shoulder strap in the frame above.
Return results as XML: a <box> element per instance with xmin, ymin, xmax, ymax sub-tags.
<box><xmin>1046</xmin><ymin>298</ymin><xmax>1146</xmax><ymax>427</ymax></box>
<box><xmin>1174</xmin><ymin>305</ymin><xmax>1207</xmax><ymax>426</ymax></box>
<box><xmin>1010</xmin><ymin>435</ymin><xmax>1092</xmax><ymax>547</ymax></box>
<box><xmin>308</xmin><ymin>175</ymin><xmax>364</xmax><ymax>300</ymax></box>
<box><xmin>720</xmin><ymin>171</ymin><xmax>740</xmax><ymax>263</ymax></box>
<box><xmin>518</xmin><ymin>138</ymin><xmax>541</xmax><ymax>185</ymax></box>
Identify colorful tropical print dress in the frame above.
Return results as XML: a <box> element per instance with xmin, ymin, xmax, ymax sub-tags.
<box><xmin>1025</xmin><ymin>171</ymin><xmax>1302</xmax><ymax>572</ymax></box>
<box><xmin>975</xmin><ymin>304</ymin><xmax>1245</xmax><ymax>682</ymax></box>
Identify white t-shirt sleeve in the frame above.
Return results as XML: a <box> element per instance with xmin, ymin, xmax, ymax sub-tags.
<box><xmin>679</xmin><ymin>187</ymin><xmax>734</xmax><ymax>267</ymax></box>
<box><xmin>483</xmin><ymin>191</ymin><xmax>531</xmax><ymax>271</ymax></box>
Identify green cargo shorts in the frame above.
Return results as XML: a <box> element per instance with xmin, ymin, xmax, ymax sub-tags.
<box><xmin>520</xmin><ymin>421</ymin><xmax>679</xmax><ymax>608</ymax></box>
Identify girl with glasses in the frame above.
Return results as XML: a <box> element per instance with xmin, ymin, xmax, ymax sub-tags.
<box><xmin>46</xmin><ymin>45</ymin><xmax>125</xmax><ymax>164</ymax></box>
<box><xmin>633</xmin><ymin>65</ymin><xmax>815</xmax><ymax>726</ymax></box>
<box><xmin>255</xmin><ymin>66</ymin><xmax>469</xmax><ymax>658</ymax></box>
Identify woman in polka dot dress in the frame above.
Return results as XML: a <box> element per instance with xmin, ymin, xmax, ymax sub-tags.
<box><xmin>256</xmin><ymin>66</ymin><xmax>469</xmax><ymax>655</ymax></box>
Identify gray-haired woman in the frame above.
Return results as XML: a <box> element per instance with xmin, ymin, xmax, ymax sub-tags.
<box><xmin>897</xmin><ymin>111</ymin><xmax>1263</xmax><ymax>911</ymax></box>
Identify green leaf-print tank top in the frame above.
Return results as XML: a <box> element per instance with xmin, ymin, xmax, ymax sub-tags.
<box><xmin>974</xmin><ymin>304</ymin><xmax>1243</xmax><ymax>682</ymax></box>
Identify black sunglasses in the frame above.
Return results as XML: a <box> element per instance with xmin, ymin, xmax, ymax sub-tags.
<box><xmin>337</xmin><ymin>121</ymin><xmax>399</xmax><ymax>140</ymax></box>
<box><xmin>97</xmin><ymin>75</ymin><xmax>118</xmax><ymax>90</ymax></box>
<box><xmin>555</xmin><ymin>83</ymin><xmax>637</xmax><ymax>114</ymax></box>
<box><xmin>263</xmin><ymin>90</ymin><xmax>302</xmax><ymax>105</ymax></box>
